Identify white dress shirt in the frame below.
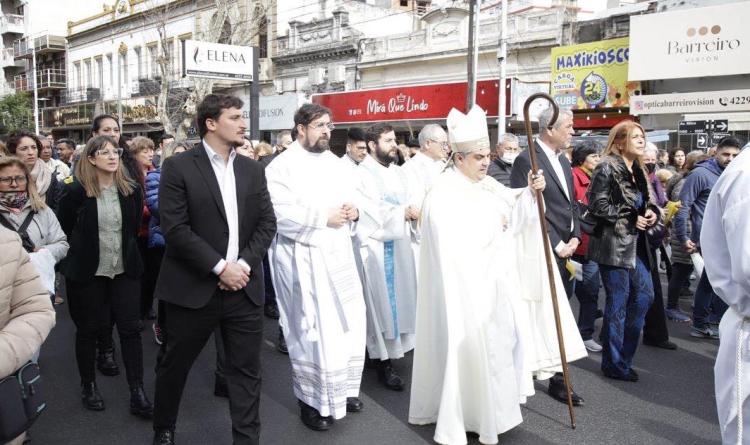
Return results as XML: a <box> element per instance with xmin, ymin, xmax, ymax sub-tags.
<box><xmin>203</xmin><ymin>141</ymin><xmax>250</xmax><ymax>275</ymax></box>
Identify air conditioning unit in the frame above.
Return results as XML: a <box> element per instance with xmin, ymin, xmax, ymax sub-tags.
<box><xmin>328</xmin><ymin>65</ymin><xmax>346</xmax><ymax>83</ymax></box>
<box><xmin>308</xmin><ymin>67</ymin><xmax>326</xmax><ymax>86</ymax></box>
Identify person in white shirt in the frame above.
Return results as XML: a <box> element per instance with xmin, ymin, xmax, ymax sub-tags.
<box><xmin>700</xmin><ymin>144</ymin><xmax>749</xmax><ymax>445</ymax></box>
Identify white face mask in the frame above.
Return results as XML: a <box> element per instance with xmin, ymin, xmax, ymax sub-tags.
<box><xmin>501</xmin><ymin>152</ymin><xmax>518</xmax><ymax>164</ymax></box>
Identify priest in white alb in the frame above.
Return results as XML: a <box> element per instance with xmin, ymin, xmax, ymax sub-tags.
<box><xmin>355</xmin><ymin>123</ymin><xmax>419</xmax><ymax>391</ymax></box>
<box><xmin>700</xmin><ymin>146</ymin><xmax>749</xmax><ymax>445</ymax></box>
<box><xmin>401</xmin><ymin>124</ymin><xmax>448</xmax><ymax>265</ymax></box>
<box><xmin>265</xmin><ymin>103</ymin><xmax>369</xmax><ymax>432</ymax></box>
<box><xmin>409</xmin><ymin>105</ymin><xmax>586</xmax><ymax>445</ymax></box>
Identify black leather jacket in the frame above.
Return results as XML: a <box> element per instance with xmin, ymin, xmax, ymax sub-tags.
<box><xmin>585</xmin><ymin>155</ymin><xmax>657</xmax><ymax>269</ymax></box>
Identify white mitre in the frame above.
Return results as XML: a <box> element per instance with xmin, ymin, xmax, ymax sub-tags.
<box><xmin>446</xmin><ymin>105</ymin><xmax>491</xmax><ymax>154</ymax></box>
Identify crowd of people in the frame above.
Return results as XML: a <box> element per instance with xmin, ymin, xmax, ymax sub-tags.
<box><xmin>0</xmin><ymin>93</ymin><xmax>746</xmax><ymax>445</ymax></box>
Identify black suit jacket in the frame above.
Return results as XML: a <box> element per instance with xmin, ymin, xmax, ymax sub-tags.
<box><xmin>58</xmin><ymin>178</ymin><xmax>144</xmax><ymax>282</ymax></box>
<box><xmin>510</xmin><ymin>141</ymin><xmax>580</xmax><ymax>248</ymax></box>
<box><xmin>154</xmin><ymin>143</ymin><xmax>277</xmax><ymax>309</ymax></box>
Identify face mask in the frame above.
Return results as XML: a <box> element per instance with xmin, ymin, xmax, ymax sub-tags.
<box><xmin>502</xmin><ymin>153</ymin><xmax>519</xmax><ymax>164</ymax></box>
<box><xmin>0</xmin><ymin>191</ymin><xmax>29</xmax><ymax>210</ymax></box>
<box><xmin>645</xmin><ymin>163</ymin><xmax>656</xmax><ymax>173</ymax></box>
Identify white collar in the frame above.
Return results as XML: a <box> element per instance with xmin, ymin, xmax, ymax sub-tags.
<box><xmin>202</xmin><ymin>140</ymin><xmax>236</xmax><ymax>162</ymax></box>
<box><xmin>536</xmin><ymin>138</ymin><xmax>560</xmax><ymax>159</ymax></box>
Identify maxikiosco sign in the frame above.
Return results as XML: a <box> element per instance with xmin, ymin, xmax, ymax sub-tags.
<box><xmin>182</xmin><ymin>40</ymin><xmax>254</xmax><ymax>81</ymax></box>
<box><xmin>629</xmin><ymin>2</ymin><xmax>750</xmax><ymax>81</ymax></box>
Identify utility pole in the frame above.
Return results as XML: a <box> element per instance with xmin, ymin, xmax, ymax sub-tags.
<box><xmin>497</xmin><ymin>0</ymin><xmax>508</xmax><ymax>133</ymax></box>
<box><xmin>31</xmin><ymin>38</ymin><xmax>39</xmax><ymax>134</ymax></box>
<box><xmin>117</xmin><ymin>42</ymin><xmax>127</xmax><ymax>131</ymax></box>
<box><xmin>466</xmin><ymin>0</ymin><xmax>479</xmax><ymax>110</ymax></box>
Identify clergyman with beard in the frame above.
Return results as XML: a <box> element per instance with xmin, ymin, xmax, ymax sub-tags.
<box><xmin>265</xmin><ymin>103</ymin><xmax>370</xmax><ymax>431</ymax></box>
<box><xmin>355</xmin><ymin>123</ymin><xmax>419</xmax><ymax>392</ymax></box>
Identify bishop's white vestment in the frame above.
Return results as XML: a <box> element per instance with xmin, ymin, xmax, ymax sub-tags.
<box><xmin>356</xmin><ymin>155</ymin><xmax>418</xmax><ymax>360</ymax></box>
<box><xmin>265</xmin><ymin>142</ymin><xmax>368</xmax><ymax>419</ymax></box>
<box><xmin>401</xmin><ymin>151</ymin><xmax>445</xmax><ymax>266</ymax></box>
<box><xmin>409</xmin><ymin>167</ymin><xmax>586</xmax><ymax>445</ymax></box>
<box><xmin>701</xmin><ymin>148</ymin><xmax>750</xmax><ymax>445</ymax></box>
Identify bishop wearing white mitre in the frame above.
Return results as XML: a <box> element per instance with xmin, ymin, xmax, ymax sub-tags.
<box><xmin>409</xmin><ymin>105</ymin><xmax>586</xmax><ymax>445</ymax></box>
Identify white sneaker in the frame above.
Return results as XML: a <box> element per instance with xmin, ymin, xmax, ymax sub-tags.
<box><xmin>584</xmin><ymin>339</ymin><xmax>603</xmax><ymax>352</ymax></box>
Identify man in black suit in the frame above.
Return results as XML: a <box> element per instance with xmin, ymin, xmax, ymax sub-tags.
<box><xmin>510</xmin><ymin>106</ymin><xmax>584</xmax><ymax>407</ymax></box>
<box><xmin>152</xmin><ymin>94</ymin><xmax>276</xmax><ymax>445</ymax></box>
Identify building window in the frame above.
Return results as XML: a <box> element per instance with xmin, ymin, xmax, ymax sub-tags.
<box><xmin>84</xmin><ymin>59</ymin><xmax>92</xmax><ymax>88</ymax></box>
<box><xmin>400</xmin><ymin>0</ymin><xmax>409</xmax><ymax>7</ymax></box>
<box><xmin>106</xmin><ymin>54</ymin><xmax>113</xmax><ymax>88</ymax></box>
<box><xmin>148</xmin><ymin>45</ymin><xmax>159</xmax><ymax>78</ymax></box>
<box><xmin>96</xmin><ymin>58</ymin><xmax>103</xmax><ymax>90</ymax></box>
<box><xmin>74</xmin><ymin>61</ymin><xmax>81</xmax><ymax>89</ymax></box>
<box><xmin>259</xmin><ymin>22</ymin><xmax>268</xmax><ymax>59</ymax></box>
<box><xmin>119</xmin><ymin>53</ymin><xmax>128</xmax><ymax>86</ymax></box>
<box><xmin>135</xmin><ymin>47</ymin><xmax>142</xmax><ymax>79</ymax></box>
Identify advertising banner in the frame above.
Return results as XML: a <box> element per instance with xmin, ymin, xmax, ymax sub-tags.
<box><xmin>311</xmin><ymin>79</ymin><xmax>511</xmax><ymax>124</ymax></box>
<box><xmin>630</xmin><ymin>89</ymin><xmax>750</xmax><ymax>115</ymax></box>
<box><xmin>629</xmin><ymin>2</ymin><xmax>750</xmax><ymax>80</ymax></box>
<box><xmin>550</xmin><ymin>37</ymin><xmax>641</xmax><ymax>110</ymax></box>
<box><xmin>182</xmin><ymin>40</ymin><xmax>255</xmax><ymax>81</ymax></box>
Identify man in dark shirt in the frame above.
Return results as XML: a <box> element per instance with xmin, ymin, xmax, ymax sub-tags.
<box><xmin>487</xmin><ymin>133</ymin><xmax>520</xmax><ymax>187</ymax></box>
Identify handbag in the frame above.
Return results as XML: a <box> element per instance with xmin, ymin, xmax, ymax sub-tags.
<box><xmin>577</xmin><ymin>202</ymin><xmax>598</xmax><ymax>235</ymax></box>
<box><xmin>0</xmin><ymin>362</ymin><xmax>46</xmax><ymax>442</ymax></box>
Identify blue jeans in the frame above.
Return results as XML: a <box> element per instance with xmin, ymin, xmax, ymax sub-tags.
<box><xmin>599</xmin><ymin>257</ymin><xmax>654</xmax><ymax>377</ymax></box>
<box><xmin>692</xmin><ymin>270</ymin><xmax>728</xmax><ymax>329</ymax></box>
<box><xmin>574</xmin><ymin>259</ymin><xmax>601</xmax><ymax>341</ymax></box>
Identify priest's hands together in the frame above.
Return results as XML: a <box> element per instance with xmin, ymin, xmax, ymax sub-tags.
<box><xmin>527</xmin><ymin>169</ymin><xmax>546</xmax><ymax>192</ymax></box>
<box><xmin>342</xmin><ymin>203</ymin><xmax>359</xmax><ymax>222</ymax></box>
<box><xmin>328</xmin><ymin>204</ymin><xmax>359</xmax><ymax>228</ymax></box>
<box><xmin>218</xmin><ymin>262</ymin><xmax>250</xmax><ymax>292</ymax></box>
<box><xmin>405</xmin><ymin>205</ymin><xmax>420</xmax><ymax>221</ymax></box>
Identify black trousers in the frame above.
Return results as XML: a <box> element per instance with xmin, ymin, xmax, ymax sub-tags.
<box><xmin>139</xmin><ymin>239</ymin><xmax>163</xmax><ymax>319</ymax></box>
<box><xmin>262</xmin><ymin>254</ymin><xmax>276</xmax><ymax>306</ymax></box>
<box><xmin>67</xmin><ymin>274</ymin><xmax>144</xmax><ymax>385</ymax></box>
<box><xmin>556</xmin><ymin>256</ymin><xmax>574</xmax><ymax>300</ymax></box>
<box><xmin>153</xmin><ymin>289</ymin><xmax>263</xmax><ymax>444</ymax></box>
<box><xmin>643</xmin><ymin>250</ymin><xmax>670</xmax><ymax>343</ymax></box>
<box><xmin>667</xmin><ymin>262</ymin><xmax>693</xmax><ymax>309</ymax></box>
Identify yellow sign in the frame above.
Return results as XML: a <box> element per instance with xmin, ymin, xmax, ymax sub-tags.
<box><xmin>550</xmin><ymin>37</ymin><xmax>641</xmax><ymax>110</ymax></box>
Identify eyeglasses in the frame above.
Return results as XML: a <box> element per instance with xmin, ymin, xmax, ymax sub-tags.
<box><xmin>307</xmin><ymin>122</ymin><xmax>335</xmax><ymax>131</ymax></box>
<box><xmin>429</xmin><ymin>139</ymin><xmax>449</xmax><ymax>148</ymax></box>
<box><xmin>94</xmin><ymin>148</ymin><xmax>124</xmax><ymax>158</ymax></box>
<box><xmin>0</xmin><ymin>175</ymin><xmax>27</xmax><ymax>186</ymax></box>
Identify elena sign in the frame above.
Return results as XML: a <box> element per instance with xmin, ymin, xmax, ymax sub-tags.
<box><xmin>629</xmin><ymin>2</ymin><xmax>750</xmax><ymax>80</ymax></box>
<box><xmin>312</xmin><ymin>80</ymin><xmax>511</xmax><ymax>124</ymax></box>
<box><xmin>182</xmin><ymin>40</ymin><xmax>255</xmax><ymax>81</ymax></box>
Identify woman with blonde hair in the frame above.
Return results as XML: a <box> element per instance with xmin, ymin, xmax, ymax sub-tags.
<box><xmin>0</xmin><ymin>157</ymin><xmax>68</xmax><ymax>301</ymax></box>
<box><xmin>57</xmin><ymin>135</ymin><xmax>152</xmax><ymax>417</ymax></box>
<box><xmin>586</xmin><ymin>120</ymin><xmax>660</xmax><ymax>382</ymax></box>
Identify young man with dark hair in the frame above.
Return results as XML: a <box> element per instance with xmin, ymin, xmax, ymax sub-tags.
<box><xmin>152</xmin><ymin>94</ymin><xmax>276</xmax><ymax>445</ymax></box>
<box><xmin>266</xmin><ymin>103</ymin><xmax>369</xmax><ymax>431</ymax></box>
<box><xmin>56</xmin><ymin>138</ymin><xmax>77</xmax><ymax>168</ymax></box>
<box><xmin>342</xmin><ymin>127</ymin><xmax>367</xmax><ymax>167</ymax></box>
<box><xmin>153</xmin><ymin>133</ymin><xmax>175</xmax><ymax>167</ymax></box>
<box><xmin>357</xmin><ymin>123</ymin><xmax>419</xmax><ymax>391</ymax></box>
<box><xmin>674</xmin><ymin>135</ymin><xmax>742</xmax><ymax>339</ymax></box>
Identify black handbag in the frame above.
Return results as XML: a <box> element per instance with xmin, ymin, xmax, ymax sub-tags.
<box><xmin>0</xmin><ymin>362</ymin><xmax>46</xmax><ymax>442</ymax></box>
<box><xmin>577</xmin><ymin>202</ymin><xmax>598</xmax><ymax>235</ymax></box>
<box><xmin>0</xmin><ymin>211</ymin><xmax>36</xmax><ymax>253</ymax></box>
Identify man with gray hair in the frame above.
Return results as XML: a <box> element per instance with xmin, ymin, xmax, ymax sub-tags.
<box><xmin>402</xmin><ymin>124</ymin><xmax>449</xmax><ymax>265</ymax></box>
<box><xmin>488</xmin><ymin>133</ymin><xmax>520</xmax><ymax>187</ymax></box>
<box><xmin>510</xmin><ymin>106</ymin><xmax>585</xmax><ymax>407</ymax></box>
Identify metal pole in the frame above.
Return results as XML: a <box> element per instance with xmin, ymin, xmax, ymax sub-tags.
<box><xmin>497</xmin><ymin>0</ymin><xmax>508</xmax><ymax>132</ymax></box>
<box><xmin>250</xmin><ymin>46</ymin><xmax>259</xmax><ymax>140</ymax></box>
<box><xmin>32</xmin><ymin>39</ymin><xmax>39</xmax><ymax>134</ymax></box>
<box><xmin>466</xmin><ymin>0</ymin><xmax>479</xmax><ymax>110</ymax></box>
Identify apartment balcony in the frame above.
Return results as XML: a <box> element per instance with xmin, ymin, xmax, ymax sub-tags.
<box><xmin>0</xmin><ymin>14</ymin><xmax>24</xmax><ymax>35</ymax></box>
<box><xmin>13</xmin><ymin>68</ymin><xmax>66</xmax><ymax>92</ymax></box>
<box><xmin>0</xmin><ymin>47</ymin><xmax>24</xmax><ymax>69</ymax></box>
<box><xmin>0</xmin><ymin>81</ymin><xmax>16</xmax><ymax>97</ymax></box>
<box><xmin>14</xmin><ymin>34</ymin><xmax>66</xmax><ymax>59</ymax></box>
<box><xmin>61</xmin><ymin>87</ymin><xmax>101</xmax><ymax>105</ymax></box>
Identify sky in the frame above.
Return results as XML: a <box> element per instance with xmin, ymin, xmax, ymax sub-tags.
<box><xmin>25</xmin><ymin>0</ymin><xmax>106</xmax><ymax>36</ymax></box>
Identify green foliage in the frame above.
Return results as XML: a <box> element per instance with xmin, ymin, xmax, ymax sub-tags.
<box><xmin>0</xmin><ymin>91</ymin><xmax>33</xmax><ymax>136</ymax></box>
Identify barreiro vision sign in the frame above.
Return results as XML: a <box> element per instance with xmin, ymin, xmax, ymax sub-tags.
<box><xmin>182</xmin><ymin>40</ymin><xmax>254</xmax><ymax>81</ymax></box>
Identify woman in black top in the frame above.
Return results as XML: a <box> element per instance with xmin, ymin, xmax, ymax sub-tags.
<box><xmin>57</xmin><ymin>135</ymin><xmax>152</xmax><ymax>417</ymax></box>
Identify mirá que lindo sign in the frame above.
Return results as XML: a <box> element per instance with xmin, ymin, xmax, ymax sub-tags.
<box><xmin>182</xmin><ymin>40</ymin><xmax>255</xmax><ymax>81</ymax></box>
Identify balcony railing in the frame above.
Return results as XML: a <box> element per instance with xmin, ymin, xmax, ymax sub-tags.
<box><xmin>13</xmin><ymin>68</ymin><xmax>66</xmax><ymax>91</ymax></box>
<box><xmin>61</xmin><ymin>87</ymin><xmax>101</xmax><ymax>105</ymax></box>
<box><xmin>0</xmin><ymin>14</ymin><xmax>24</xmax><ymax>35</ymax></box>
<box><xmin>13</xmin><ymin>35</ymin><xmax>66</xmax><ymax>58</ymax></box>
<box><xmin>0</xmin><ymin>48</ymin><xmax>17</xmax><ymax>68</ymax></box>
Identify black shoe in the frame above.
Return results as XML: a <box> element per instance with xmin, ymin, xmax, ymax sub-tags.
<box><xmin>643</xmin><ymin>339</ymin><xmax>678</xmax><ymax>350</ymax></box>
<box><xmin>547</xmin><ymin>380</ymin><xmax>584</xmax><ymax>406</ymax></box>
<box><xmin>604</xmin><ymin>370</ymin><xmax>639</xmax><ymax>382</ymax></box>
<box><xmin>97</xmin><ymin>348</ymin><xmax>119</xmax><ymax>376</ymax></box>
<box><xmin>376</xmin><ymin>360</ymin><xmax>404</xmax><ymax>391</ymax></box>
<box><xmin>81</xmin><ymin>381</ymin><xmax>105</xmax><ymax>411</ymax></box>
<box><xmin>277</xmin><ymin>328</ymin><xmax>288</xmax><ymax>354</ymax></box>
<box><xmin>298</xmin><ymin>400</ymin><xmax>333</xmax><ymax>431</ymax></box>
<box><xmin>265</xmin><ymin>303</ymin><xmax>280</xmax><ymax>320</ymax></box>
<box><xmin>153</xmin><ymin>429</ymin><xmax>175</xmax><ymax>445</ymax></box>
<box><xmin>130</xmin><ymin>385</ymin><xmax>154</xmax><ymax>419</ymax></box>
<box><xmin>214</xmin><ymin>377</ymin><xmax>229</xmax><ymax>398</ymax></box>
<box><xmin>346</xmin><ymin>397</ymin><xmax>363</xmax><ymax>413</ymax></box>
<box><xmin>595</xmin><ymin>309</ymin><xmax>604</xmax><ymax>319</ymax></box>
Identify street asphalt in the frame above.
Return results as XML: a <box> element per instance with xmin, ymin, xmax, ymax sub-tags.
<box><xmin>30</xmin><ymin>272</ymin><xmax>721</xmax><ymax>445</ymax></box>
